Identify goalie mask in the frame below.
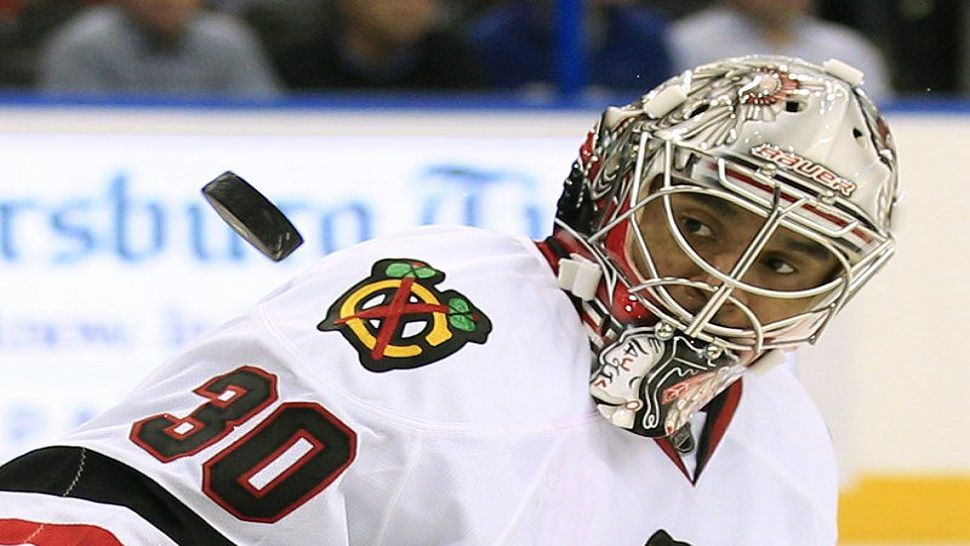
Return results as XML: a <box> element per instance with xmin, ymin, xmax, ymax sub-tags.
<box><xmin>551</xmin><ymin>55</ymin><xmax>899</xmax><ymax>439</ymax></box>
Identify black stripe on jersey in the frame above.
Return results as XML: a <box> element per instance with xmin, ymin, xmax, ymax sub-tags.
<box><xmin>693</xmin><ymin>380</ymin><xmax>743</xmax><ymax>483</ymax></box>
<box><xmin>0</xmin><ymin>446</ymin><xmax>235</xmax><ymax>546</ymax></box>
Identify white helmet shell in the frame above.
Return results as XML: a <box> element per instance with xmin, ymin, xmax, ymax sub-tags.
<box><xmin>644</xmin><ymin>56</ymin><xmax>897</xmax><ymax>236</ymax></box>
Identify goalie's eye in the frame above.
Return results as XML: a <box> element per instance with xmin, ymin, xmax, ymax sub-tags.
<box><xmin>762</xmin><ymin>255</ymin><xmax>796</xmax><ymax>275</ymax></box>
<box><xmin>682</xmin><ymin>217</ymin><xmax>714</xmax><ymax>239</ymax></box>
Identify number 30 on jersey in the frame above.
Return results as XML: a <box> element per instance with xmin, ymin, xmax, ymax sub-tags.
<box><xmin>129</xmin><ymin>366</ymin><xmax>356</xmax><ymax>523</ymax></box>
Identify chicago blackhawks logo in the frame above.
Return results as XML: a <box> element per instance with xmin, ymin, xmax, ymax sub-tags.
<box><xmin>318</xmin><ymin>259</ymin><xmax>492</xmax><ymax>372</ymax></box>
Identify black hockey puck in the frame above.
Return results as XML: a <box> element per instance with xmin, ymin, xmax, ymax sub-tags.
<box><xmin>201</xmin><ymin>171</ymin><xmax>303</xmax><ymax>261</ymax></box>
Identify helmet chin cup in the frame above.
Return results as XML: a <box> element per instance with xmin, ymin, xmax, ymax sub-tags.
<box><xmin>590</xmin><ymin>325</ymin><xmax>746</xmax><ymax>438</ymax></box>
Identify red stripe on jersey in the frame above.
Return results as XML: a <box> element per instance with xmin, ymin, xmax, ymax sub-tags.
<box><xmin>0</xmin><ymin>518</ymin><xmax>123</xmax><ymax>546</ymax></box>
<box><xmin>653</xmin><ymin>437</ymin><xmax>691</xmax><ymax>482</ymax></box>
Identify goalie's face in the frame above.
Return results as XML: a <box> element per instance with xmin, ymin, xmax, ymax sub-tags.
<box><xmin>629</xmin><ymin>191</ymin><xmax>842</xmax><ymax>330</ymax></box>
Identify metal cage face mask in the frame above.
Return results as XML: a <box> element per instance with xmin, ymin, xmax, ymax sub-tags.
<box><xmin>613</xmin><ymin>142</ymin><xmax>889</xmax><ymax>353</ymax></box>
<box><xmin>554</xmin><ymin>55</ymin><xmax>899</xmax><ymax>439</ymax></box>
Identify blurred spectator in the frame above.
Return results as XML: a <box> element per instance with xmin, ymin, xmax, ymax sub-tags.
<box><xmin>818</xmin><ymin>0</ymin><xmax>961</xmax><ymax>95</ymax></box>
<box><xmin>647</xmin><ymin>0</ymin><xmax>713</xmax><ymax>20</ymax></box>
<box><xmin>0</xmin><ymin>0</ymin><xmax>104</xmax><ymax>88</ymax></box>
<box><xmin>670</xmin><ymin>0</ymin><xmax>891</xmax><ymax>101</ymax></box>
<box><xmin>245</xmin><ymin>0</ymin><xmax>480</xmax><ymax>90</ymax></box>
<box><xmin>39</xmin><ymin>0</ymin><xmax>279</xmax><ymax>96</ymax></box>
<box><xmin>242</xmin><ymin>0</ymin><xmax>329</xmax><ymax>83</ymax></box>
<box><xmin>467</xmin><ymin>0</ymin><xmax>672</xmax><ymax>92</ymax></box>
<box><xmin>207</xmin><ymin>0</ymin><xmax>263</xmax><ymax>15</ymax></box>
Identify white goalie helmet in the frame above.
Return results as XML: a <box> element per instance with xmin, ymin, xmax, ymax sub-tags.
<box><xmin>552</xmin><ymin>55</ymin><xmax>900</xmax><ymax>439</ymax></box>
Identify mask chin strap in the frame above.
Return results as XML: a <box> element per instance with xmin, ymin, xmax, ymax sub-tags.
<box><xmin>558</xmin><ymin>254</ymin><xmax>603</xmax><ymax>301</ymax></box>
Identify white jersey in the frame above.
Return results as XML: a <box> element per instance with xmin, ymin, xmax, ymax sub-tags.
<box><xmin>0</xmin><ymin>226</ymin><xmax>838</xmax><ymax>545</ymax></box>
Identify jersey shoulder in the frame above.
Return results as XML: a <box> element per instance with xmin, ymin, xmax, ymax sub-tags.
<box><xmin>258</xmin><ymin>225</ymin><xmax>596</xmax><ymax>429</ymax></box>
<box><xmin>716</xmin><ymin>364</ymin><xmax>839</xmax><ymax>542</ymax></box>
<box><xmin>732</xmin><ymin>363</ymin><xmax>837</xmax><ymax>473</ymax></box>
